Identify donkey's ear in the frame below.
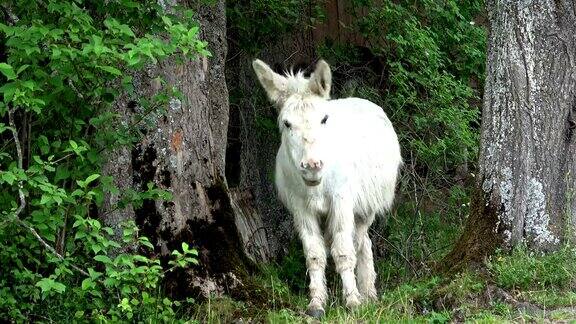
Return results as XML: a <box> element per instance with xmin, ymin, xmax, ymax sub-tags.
<box><xmin>309</xmin><ymin>60</ymin><xmax>331</xmax><ymax>98</ymax></box>
<box><xmin>253</xmin><ymin>59</ymin><xmax>287</xmax><ymax>104</ymax></box>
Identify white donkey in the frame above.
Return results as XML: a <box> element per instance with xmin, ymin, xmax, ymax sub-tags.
<box><xmin>253</xmin><ymin>59</ymin><xmax>401</xmax><ymax>318</ymax></box>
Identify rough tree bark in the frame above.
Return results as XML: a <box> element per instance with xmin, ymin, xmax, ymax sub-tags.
<box><xmin>225</xmin><ymin>18</ymin><xmax>318</xmax><ymax>261</ymax></box>
<box><xmin>225</xmin><ymin>1</ymin><xmax>369</xmax><ymax>260</ymax></box>
<box><xmin>101</xmin><ymin>1</ymin><xmax>258</xmax><ymax>298</ymax></box>
<box><xmin>443</xmin><ymin>0</ymin><xmax>576</xmax><ymax>270</ymax></box>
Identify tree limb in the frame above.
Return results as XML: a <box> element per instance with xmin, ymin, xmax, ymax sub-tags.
<box><xmin>0</xmin><ymin>4</ymin><xmax>19</xmax><ymax>25</ymax></box>
<box><xmin>7</xmin><ymin>109</ymin><xmax>26</xmax><ymax>218</ymax></box>
<box><xmin>7</xmin><ymin>108</ymin><xmax>90</xmax><ymax>278</ymax></box>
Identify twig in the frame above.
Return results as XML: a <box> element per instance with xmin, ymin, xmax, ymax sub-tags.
<box><xmin>369</xmin><ymin>228</ymin><xmax>418</xmax><ymax>276</ymax></box>
<box><xmin>0</xmin><ymin>3</ymin><xmax>19</xmax><ymax>25</ymax></box>
<box><xmin>7</xmin><ymin>108</ymin><xmax>90</xmax><ymax>278</ymax></box>
<box><xmin>15</xmin><ymin>218</ymin><xmax>89</xmax><ymax>277</ymax></box>
<box><xmin>8</xmin><ymin>109</ymin><xmax>26</xmax><ymax>218</ymax></box>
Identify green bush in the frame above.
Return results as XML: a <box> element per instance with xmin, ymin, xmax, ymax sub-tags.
<box><xmin>227</xmin><ymin>0</ymin><xmax>324</xmax><ymax>54</ymax></box>
<box><xmin>0</xmin><ymin>0</ymin><xmax>206</xmax><ymax>321</ymax></box>
<box><xmin>321</xmin><ymin>0</ymin><xmax>486</xmax><ymax>184</ymax></box>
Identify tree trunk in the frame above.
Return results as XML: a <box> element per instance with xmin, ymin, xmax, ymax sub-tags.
<box><xmin>443</xmin><ymin>0</ymin><xmax>576</xmax><ymax>270</ymax></box>
<box><xmin>225</xmin><ymin>15</ymin><xmax>318</xmax><ymax>261</ymax></box>
<box><xmin>101</xmin><ymin>0</ymin><xmax>258</xmax><ymax>298</ymax></box>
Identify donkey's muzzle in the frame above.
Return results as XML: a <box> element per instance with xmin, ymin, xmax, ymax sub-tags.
<box><xmin>303</xmin><ymin>177</ymin><xmax>322</xmax><ymax>186</ymax></box>
<box><xmin>300</xmin><ymin>158</ymin><xmax>323</xmax><ymax>186</ymax></box>
<box><xmin>300</xmin><ymin>159</ymin><xmax>323</xmax><ymax>171</ymax></box>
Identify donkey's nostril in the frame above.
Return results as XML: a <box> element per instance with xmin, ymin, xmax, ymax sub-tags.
<box><xmin>307</xmin><ymin>160</ymin><xmax>322</xmax><ymax>170</ymax></box>
<box><xmin>301</xmin><ymin>159</ymin><xmax>323</xmax><ymax>171</ymax></box>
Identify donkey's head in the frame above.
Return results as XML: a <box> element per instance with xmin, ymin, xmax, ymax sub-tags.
<box><xmin>253</xmin><ymin>59</ymin><xmax>332</xmax><ymax>186</ymax></box>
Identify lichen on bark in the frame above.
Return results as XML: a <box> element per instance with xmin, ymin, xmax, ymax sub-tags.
<box><xmin>444</xmin><ymin>0</ymin><xmax>576</xmax><ymax>270</ymax></box>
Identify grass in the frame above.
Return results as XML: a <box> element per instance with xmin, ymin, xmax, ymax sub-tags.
<box><xmin>488</xmin><ymin>245</ymin><xmax>576</xmax><ymax>290</ymax></box>
<box><xmin>520</xmin><ymin>290</ymin><xmax>576</xmax><ymax>308</ymax></box>
<box><xmin>183</xmin><ymin>197</ymin><xmax>576</xmax><ymax>323</ymax></box>
<box><xmin>187</xmin><ymin>261</ymin><xmax>576</xmax><ymax>323</ymax></box>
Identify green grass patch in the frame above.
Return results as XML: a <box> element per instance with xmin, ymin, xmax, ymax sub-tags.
<box><xmin>488</xmin><ymin>246</ymin><xmax>576</xmax><ymax>290</ymax></box>
<box><xmin>520</xmin><ymin>289</ymin><xmax>576</xmax><ymax>308</ymax></box>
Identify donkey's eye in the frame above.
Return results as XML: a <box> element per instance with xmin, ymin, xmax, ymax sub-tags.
<box><xmin>321</xmin><ymin>115</ymin><xmax>329</xmax><ymax>124</ymax></box>
<box><xmin>283</xmin><ymin>120</ymin><xmax>291</xmax><ymax>129</ymax></box>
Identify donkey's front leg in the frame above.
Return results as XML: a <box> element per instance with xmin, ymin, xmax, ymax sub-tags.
<box><xmin>295</xmin><ymin>214</ymin><xmax>327</xmax><ymax>318</ymax></box>
<box><xmin>330</xmin><ymin>196</ymin><xmax>361</xmax><ymax>308</ymax></box>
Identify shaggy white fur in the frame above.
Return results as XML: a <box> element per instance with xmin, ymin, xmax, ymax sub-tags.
<box><xmin>253</xmin><ymin>59</ymin><xmax>402</xmax><ymax>317</ymax></box>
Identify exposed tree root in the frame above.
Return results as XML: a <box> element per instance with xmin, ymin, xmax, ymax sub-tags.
<box><xmin>439</xmin><ymin>186</ymin><xmax>504</xmax><ymax>273</ymax></box>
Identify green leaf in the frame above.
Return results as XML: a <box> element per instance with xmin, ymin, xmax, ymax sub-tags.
<box><xmin>0</xmin><ymin>122</ymin><xmax>13</xmax><ymax>134</ymax></box>
<box><xmin>51</xmin><ymin>47</ymin><xmax>62</xmax><ymax>59</ymax></box>
<box><xmin>40</xmin><ymin>194</ymin><xmax>52</xmax><ymax>205</ymax></box>
<box><xmin>161</xmin><ymin>16</ymin><xmax>172</xmax><ymax>27</ymax></box>
<box><xmin>109</xmin><ymin>241</ymin><xmax>121</xmax><ymax>249</ymax></box>
<box><xmin>91</xmin><ymin>219</ymin><xmax>101</xmax><ymax>230</ymax></box>
<box><xmin>0</xmin><ymin>63</ymin><xmax>16</xmax><ymax>80</ymax></box>
<box><xmin>1</xmin><ymin>171</ymin><xmax>17</xmax><ymax>185</ymax></box>
<box><xmin>96</xmin><ymin>65</ymin><xmax>122</xmax><ymax>76</ymax></box>
<box><xmin>36</xmin><ymin>278</ymin><xmax>66</xmax><ymax>294</ymax></box>
<box><xmin>121</xmin><ymin>0</ymin><xmax>140</xmax><ymax>9</ymax></box>
<box><xmin>16</xmin><ymin>64</ymin><xmax>29</xmax><ymax>75</ymax></box>
<box><xmin>94</xmin><ymin>255</ymin><xmax>112</xmax><ymax>264</ymax></box>
<box><xmin>81</xmin><ymin>278</ymin><xmax>94</xmax><ymax>290</ymax></box>
<box><xmin>54</xmin><ymin>166</ymin><xmax>71</xmax><ymax>182</ymax></box>
<box><xmin>0</xmin><ymin>81</ymin><xmax>17</xmax><ymax>102</ymax></box>
<box><xmin>45</xmin><ymin>233</ymin><xmax>55</xmax><ymax>242</ymax></box>
<box><xmin>103</xmin><ymin>278</ymin><xmax>117</xmax><ymax>287</ymax></box>
<box><xmin>88</xmin><ymin>268</ymin><xmax>102</xmax><ymax>280</ymax></box>
<box><xmin>84</xmin><ymin>174</ymin><xmax>100</xmax><ymax>185</ymax></box>
<box><xmin>71</xmin><ymin>189</ymin><xmax>84</xmax><ymax>197</ymax></box>
<box><xmin>141</xmin><ymin>241</ymin><xmax>154</xmax><ymax>250</ymax></box>
<box><xmin>119</xmin><ymin>25</ymin><xmax>135</xmax><ymax>38</ymax></box>
<box><xmin>33</xmin><ymin>155</ymin><xmax>43</xmax><ymax>165</ymax></box>
<box><xmin>126</xmin><ymin>55</ymin><xmax>140</xmax><ymax>66</ymax></box>
<box><xmin>91</xmin><ymin>244</ymin><xmax>102</xmax><ymax>254</ymax></box>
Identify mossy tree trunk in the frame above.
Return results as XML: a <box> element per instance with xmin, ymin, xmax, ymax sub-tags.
<box><xmin>101</xmin><ymin>1</ymin><xmax>260</xmax><ymax>298</ymax></box>
<box><xmin>443</xmin><ymin>0</ymin><xmax>576</xmax><ymax>270</ymax></box>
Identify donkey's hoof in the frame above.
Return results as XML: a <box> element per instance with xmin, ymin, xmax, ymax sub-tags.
<box><xmin>345</xmin><ymin>294</ymin><xmax>362</xmax><ymax>309</ymax></box>
<box><xmin>305</xmin><ymin>308</ymin><xmax>325</xmax><ymax>319</ymax></box>
<box><xmin>361</xmin><ymin>290</ymin><xmax>378</xmax><ymax>302</ymax></box>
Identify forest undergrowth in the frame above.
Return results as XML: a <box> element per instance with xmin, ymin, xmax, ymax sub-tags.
<box><xmin>214</xmin><ymin>0</ymin><xmax>576</xmax><ymax>322</ymax></box>
<box><xmin>3</xmin><ymin>0</ymin><xmax>576</xmax><ymax>322</ymax></box>
<box><xmin>191</xmin><ymin>201</ymin><xmax>576</xmax><ymax>322</ymax></box>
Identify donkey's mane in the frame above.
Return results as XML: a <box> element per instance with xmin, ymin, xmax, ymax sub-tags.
<box><xmin>283</xmin><ymin>70</ymin><xmax>310</xmax><ymax>97</ymax></box>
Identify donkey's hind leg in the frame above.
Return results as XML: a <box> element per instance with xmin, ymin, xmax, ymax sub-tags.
<box><xmin>355</xmin><ymin>214</ymin><xmax>377</xmax><ymax>301</ymax></box>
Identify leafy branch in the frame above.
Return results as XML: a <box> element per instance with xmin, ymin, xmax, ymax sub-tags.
<box><xmin>8</xmin><ymin>108</ymin><xmax>91</xmax><ymax>277</ymax></box>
